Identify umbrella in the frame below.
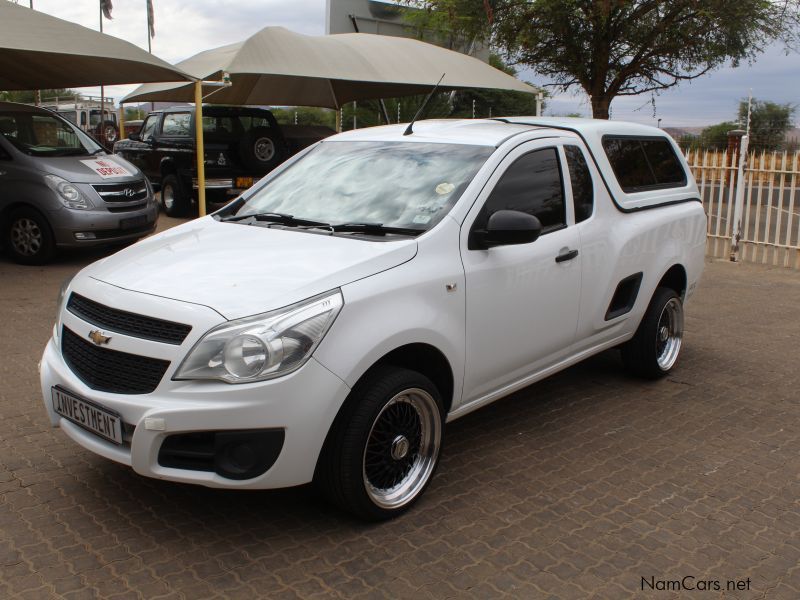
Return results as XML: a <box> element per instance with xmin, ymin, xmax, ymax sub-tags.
<box><xmin>0</xmin><ymin>1</ymin><xmax>192</xmax><ymax>89</ymax></box>
<box><xmin>122</xmin><ymin>26</ymin><xmax>536</xmax><ymax>107</ymax></box>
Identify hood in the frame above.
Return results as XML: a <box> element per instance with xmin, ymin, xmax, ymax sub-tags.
<box><xmin>34</xmin><ymin>153</ymin><xmax>143</xmax><ymax>184</ymax></box>
<box><xmin>85</xmin><ymin>217</ymin><xmax>418</xmax><ymax>320</ymax></box>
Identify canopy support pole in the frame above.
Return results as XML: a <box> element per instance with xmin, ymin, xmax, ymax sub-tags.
<box><xmin>118</xmin><ymin>104</ymin><xmax>126</xmax><ymax>140</ymax></box>
<box><xmin>194</xmin><ymin>81</ymin><xmax>206</xmax><ymax>217</ymax></box>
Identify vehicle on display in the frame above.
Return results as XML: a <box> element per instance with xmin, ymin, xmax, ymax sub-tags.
<box><xmin>41</xmin><ymin>94</ymin><xmax>120</xmax><ymax>145</ymax></box>
<box><xmin>122</xmin><ymin>119</ymin><xmax>143</xmax><ymax>139</ymax></box>
<box><xmin>41</xmin><ymin>117</ymin><xmax>706</xmax><ymax>520</ymax></box>
<box><xmin>0</xmin><ymin>102</ymin><xmax>158</xmax><ymax>265</ymax></box>
<box><xmin>113</xmin><ymin>106</ymin><xmax>335</xmax><ymax>217</ymax></box>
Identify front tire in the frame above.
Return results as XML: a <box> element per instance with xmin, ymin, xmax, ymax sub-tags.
<box><xmin>622</xmin><ymin>286</ymin><xmax>684</xmax><ymax>378</ymax></box>
<box><xmin>4</xmin><ymin>206</ymin><xmax>55</xmax><ymax>265</ymax></box>
<box><xmin>316</xmin><ymin>366</ymin><xmax>444</xmax><ymax>521</ymax></box>
<box><xmin>160</xmin><ymin>174</ymin><xmax>189</xmax><ymax>217</ymax></box>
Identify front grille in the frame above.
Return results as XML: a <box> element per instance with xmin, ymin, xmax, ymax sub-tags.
<box><xmin>61</xmin><ymin>326</ymin><xmax>170</xmax><ymax>394</ymax></box>
<box><xmin>92</xmin><ymin>180</ymin><xmax>149</xmax><ymax>203</ymax></box>
<box><xmin>93</xmin><ymin>224</ymin><xmax>155</xmax><ymax>239</ymax></box>
<box><xmin>67</xmin><ymin>293</ymin><xmax>192</xmax><ymax>345</ymax></box>
<box><xmin>107</xmin><ymin>202</ymin><xmax>148</xmax><ymax>213</ymax></box>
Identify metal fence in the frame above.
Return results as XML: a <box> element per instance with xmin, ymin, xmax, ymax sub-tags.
<box><xmin>685</xmin><ymin>149</ymin><xmax>800</xmax><ymax>268</ymax></box>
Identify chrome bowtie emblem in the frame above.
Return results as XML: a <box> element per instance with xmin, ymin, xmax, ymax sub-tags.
<box><xmin>88</xmin><ymin>330</ymin><xmax>112</xmax><ymax>346</ymax></box>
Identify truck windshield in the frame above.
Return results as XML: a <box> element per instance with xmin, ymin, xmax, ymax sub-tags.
<box><xmin>226</xmin><ymin>141</ymin><xmax>494</xmax><ymax>233</ymax></box>
<box><xmin>0</xmin><ymin>111</ymin><xmax>103</xmax><ymax>157</ymax></box>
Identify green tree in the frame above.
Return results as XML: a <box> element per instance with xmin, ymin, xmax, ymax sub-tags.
<box><xmin>698</xmin><ymin>121</ymin><xmax>739</xmax><ymax>150</ymax></box>
<box><xmin>739</xmin><ymin>99</ymin><xmax>796</xmax><ymax>151</ymax></box>
<box><xmin>0</xmin><ymin>88</ymin><xmax>79</xmax><ymax>103</ymax></box>
<box><xmin>404</xmin><ymin>0</ymin><xmax>800</xmax><ymax>119</ymax></box>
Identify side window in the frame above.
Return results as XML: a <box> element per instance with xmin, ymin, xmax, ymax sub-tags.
<box><xmin>602</xmin><ymin>136</ymin><xmax>686</xmax><ymax>192</ymax></box>
<box><xmin>477</xmin><ymin>147</ymin><xmax>565</xmax><ymax>233</ymax></box>
<box><xmin>139</xmin><ymin>115</ymin><xmax>159</xmax><ymax>141</ymax></box>
<box><xmin>564</xmin><ymin>145</ymin><xmax>594</xmax><ymax>222</ymax></box>
<box><xmin>161</xmin><ymin>113</ymin><xmax>191</xmax><ymax>137</ymax></box>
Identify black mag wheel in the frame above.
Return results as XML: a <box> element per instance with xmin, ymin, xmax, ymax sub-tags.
<box><xmin>316</xmin><ymin>366</ymin><xmax>444</xmax><ymax>521</ymax></box>
<box><xmin>362</xmin><ymin>388</ymin><xmax>441</xmax><ymax>510</ymax></box>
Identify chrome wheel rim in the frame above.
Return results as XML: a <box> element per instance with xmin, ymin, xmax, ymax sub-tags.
<box><xmin>162</xmin><ymin>184</ymin><xmax>175</xmax><ymax>211</ymax></box>
<box><xmin>363</xmin><ymin>388</ymin><xmax>441</xmax><ymax>510</ymax></box>
<box><xmin>656</xmin><ymin>298</ymin><xmax>683</xmax><ymax>371</ymax></box>
<box><xmin>10</xmin><ymin>217</ymin><xmax>43</xmax><ymax>256</ymax></box>
<box><xmin>254</xmin><ymin>137</ymin><xmax>275</xmax><ymax>162</ymax></box>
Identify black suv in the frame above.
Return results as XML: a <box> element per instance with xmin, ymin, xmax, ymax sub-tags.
<box><xmin>114</xmin><ymin>106</ymin><xmax>334</xmax><ymax>216</ymax></box>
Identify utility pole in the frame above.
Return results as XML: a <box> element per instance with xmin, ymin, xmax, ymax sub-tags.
<box><xmin>730</xmin><ymin>90</ymin><xmax>752</xmax><ymax>262</ymax></box>
<box><xmin>99</xmin><ymin>2</ymin><xmax>105</xmax><ymax>147</ymax></box>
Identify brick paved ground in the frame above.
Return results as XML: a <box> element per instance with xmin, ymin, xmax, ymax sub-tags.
<box><xmin>1</xmin><ymin>219</ymin><xmax>799</xmax><ymax>599</ymax></box>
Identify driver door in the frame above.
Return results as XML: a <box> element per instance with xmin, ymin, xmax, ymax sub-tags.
<box><xmin>460</xmin><ymin>142</ymin><xmax>581</xmax><ymax>404</ymax></box>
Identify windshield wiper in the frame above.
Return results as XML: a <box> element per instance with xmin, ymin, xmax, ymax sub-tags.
<box><xmin>331</xmin><ymin>222</ymin><xmax>424</xmax><ymax>236</ymax></box>
<box><xmin>219</xmin><ymin>211</ymin><xmax>331</xmax><ymax>228</ymax></box>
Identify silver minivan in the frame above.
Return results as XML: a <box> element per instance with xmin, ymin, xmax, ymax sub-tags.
<box><xmin>0</xmin><ymin>102</ymin><xmax>158</xmax><ymax>264</ymax></box>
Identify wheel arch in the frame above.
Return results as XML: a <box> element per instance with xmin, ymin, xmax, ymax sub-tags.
<box><xmin>657</xmin><ymin>263</ymin><xmax>687</xmax><ymax>300</ymax></box>
<box><xmin>159</xmin><ymin>156</ymin><xmax>177</xmax><ymax>177</ymax></box>
<box><xmin>370</xmin><ymin>343</ymin><xmax>455</xmax><ymax>415</ymax></box>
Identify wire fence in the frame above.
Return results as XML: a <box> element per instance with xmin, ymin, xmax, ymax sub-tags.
<box><xmin>685</xmin><ymin>149</ymin><xmax>800</xmax><ymax>268</ymax></box>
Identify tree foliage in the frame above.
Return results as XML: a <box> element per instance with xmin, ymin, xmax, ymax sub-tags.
<box><xmin>0</xmin><ymin>88</ymin><xmax>79</xmax><ymax>103</ymax></box>
<box><xmin>404</xmin><ymin>0</ymin><xmax>800</xmax><ymax>119</ymax></box>
<box><xmin>738</xmin><ymin>99</ymin><xmax>796</xmax><ymax>150</ymax></box>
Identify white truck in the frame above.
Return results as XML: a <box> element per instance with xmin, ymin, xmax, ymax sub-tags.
<box><xmin>41</xmin><ymin>94</ymin><xmax>119</xmax><ymax>144</ymax></box>
<box><xmin>41</xmin><ymin>117</ymin><xmax>706</xmax><ymax>520</ymax></box>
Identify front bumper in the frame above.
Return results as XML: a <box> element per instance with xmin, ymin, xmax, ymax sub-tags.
<box><xmin>49</xmin><ymin>202</ymin><xmax>159</xmax><ymax>247</ymax></box>
<box><xmin>40</xmin><ymin>279</ymin><xmax>351</xmax><ymax>490</ymax></box>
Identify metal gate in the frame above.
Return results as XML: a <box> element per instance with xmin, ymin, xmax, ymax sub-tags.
<box><xmin>685</xmin><ymin>149</ymin><xmax>800</xmax><ymax>268</ymax></box>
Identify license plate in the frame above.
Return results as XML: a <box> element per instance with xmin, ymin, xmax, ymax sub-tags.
<box><xmin>120</xmin><ymin>215</ymin><xmax>147</xmax><ymax>230</ymax></box>
<box><xmin>51</xmin><ymin>387</ymin><xmax>123</xmax><ymax>445</ymax></box>
<box><xmin>235</xmin><ymin>176</ymin><xmax>254</xmax><ymax>189</ymax></box>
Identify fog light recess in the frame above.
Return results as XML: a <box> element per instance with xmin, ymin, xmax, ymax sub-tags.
<box><xmin>158</xmin><ymin>429</ymin><xmax>285</xmax><ymax>480</ymax></box>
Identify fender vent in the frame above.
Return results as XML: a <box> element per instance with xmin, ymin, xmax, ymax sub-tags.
<box><xmin>606</xmin><ymin>272</ymin><xmax>643</xmax><ymax>320</ymax></box>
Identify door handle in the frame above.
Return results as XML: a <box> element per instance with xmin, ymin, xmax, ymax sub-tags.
<box><xmin>555</xmin><ymin>248</ymin><xmax>579</xmax><ymax>263</ymax></box>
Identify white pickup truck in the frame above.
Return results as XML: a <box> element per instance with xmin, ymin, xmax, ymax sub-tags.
<box><xmin>41</xmin><ymin>117</ymin><xmax>706</xmax><ymax>520</ymax></box>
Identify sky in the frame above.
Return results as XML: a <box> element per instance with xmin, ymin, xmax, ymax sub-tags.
<box><xmin>15</xmin><ymin>0</ymin><xmax>800</xmax><ymax>128</ymax></box>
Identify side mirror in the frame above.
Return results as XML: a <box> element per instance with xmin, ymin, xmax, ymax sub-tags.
<box><xmin>128</xmin><ymin>132</ymin><xmax>140</xmax><ymax>141</ymax></box>
<box><xmin>472</xmin><ymin>210</ymin><xmax>543</xmax><ymax>249</ymax></box>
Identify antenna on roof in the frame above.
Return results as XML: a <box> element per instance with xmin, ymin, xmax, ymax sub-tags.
<box><xmin>403</xmin><ymin>73</ymin><xmax>446</xmax><ymax>136</ymax></box>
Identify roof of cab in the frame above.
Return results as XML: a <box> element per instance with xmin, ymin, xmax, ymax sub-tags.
<box><xmin>328</xmin><ymin>116</ymin><xmax>667</xmax><ymax>147</ymax></box>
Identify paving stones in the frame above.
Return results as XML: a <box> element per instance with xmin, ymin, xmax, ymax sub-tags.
<box><xmin>1</xmin><ymin>232</ymin><xmax>799</xmax><ymax>598</ymax></box>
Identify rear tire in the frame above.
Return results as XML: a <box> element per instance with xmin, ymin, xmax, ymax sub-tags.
<box><xmin>160</xmin><ymin>174</ymin><xmax>189</xmax><ymax>217</ymax></box>
<box><xmin>622</xmin><ymin>286</ymin><xmax>684</xmax><ymax>378</ymax></box>
<box><xmin>101</xmin><ymin>121</ymin><xmax>118</xmax><ymax>145</ymax></box>
<box><xmin>315</xmin><ymin>366</ymin><xmax>444</xmax><ymax>521</ymax></box>
<box><xmin>4</xmin><ymin>206</ymin><xmax>55</xmax><ymax>265</ymax></box>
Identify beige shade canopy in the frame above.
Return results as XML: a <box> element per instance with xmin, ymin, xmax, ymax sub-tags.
<box><xmin>0</xmin><ymin>1</ymin><xmax>192</xmax><ymax>90</ymax></box>
<box><xmin>122</xmin><ymin>26</ymin><xmax>536</xmax><ymax>107</ymax></box>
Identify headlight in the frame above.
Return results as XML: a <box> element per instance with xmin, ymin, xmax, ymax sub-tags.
<box><xmin>175</xmin><ymin>290</ymin><xmax>343</xmax><ymax>384</ymax></box>
<box><xmin>54</xmin><ymin>274</ymin><xmax>75</xmax><ymax>344</ymax></box>
<box><xmin>44</xmin><ymin>174</ymin><xmax>92</xmax><ymax>210</ymax></box>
